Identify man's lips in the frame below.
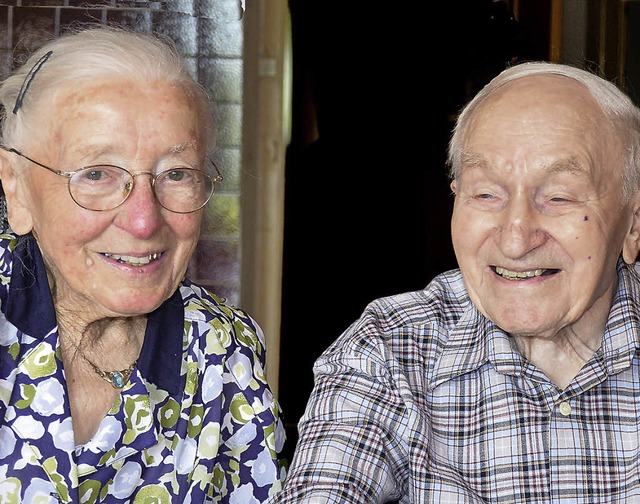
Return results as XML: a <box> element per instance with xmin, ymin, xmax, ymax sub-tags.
<box><xmin>492</xmin><ymin>266</ymin><xmax>560</xmax><ymax>280</ymax></box>
<box><xmin>102</xmin><ymin>252</ymin><xmax>162</xmax><ymax>266</ymax></box>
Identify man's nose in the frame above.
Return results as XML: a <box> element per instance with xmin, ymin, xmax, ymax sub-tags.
<box><xmin>496</xmin><ymin>198</ymin><xmax>547</xmax><ymax>258</ymax></box>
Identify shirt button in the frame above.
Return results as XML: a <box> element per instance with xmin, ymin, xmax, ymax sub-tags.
<box><xmin>559</xmin><ymin>401</ymin><xmax>572</xmax><ymax>416</ymax></box>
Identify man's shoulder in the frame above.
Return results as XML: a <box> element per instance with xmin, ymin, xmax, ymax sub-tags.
<box><xmin>316</xmin><ymin>268</ymin><xmax>478</xmax><ymax>386</ymax></box>
<box><xmin>363</xmin><ymin>268</ymin><xmax>470</xmax><ymax>330</ymax></box>
<box><xmin>371</xmin><ymin>268</ymin><xmax>466</xmax><ymax>305</ymax></box>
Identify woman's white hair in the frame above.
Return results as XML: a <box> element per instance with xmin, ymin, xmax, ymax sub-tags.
<box><xmin>447</xmin><ymin>61</ymin><xmax>640</xmax><ymax>202</ymax></box>
<box><xmin>0</xmin><ymin>23</ymin><xmax>214</xmax><ymax>154</ymax></box>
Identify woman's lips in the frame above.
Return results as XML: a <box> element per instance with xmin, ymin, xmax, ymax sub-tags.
<box><xmin>102</xmin><ymin>252</ymin><xmax>162</xmax><ymax>266</ymax></box>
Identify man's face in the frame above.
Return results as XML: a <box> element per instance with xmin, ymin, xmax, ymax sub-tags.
<box><xmin>451</xmin><ymin>75</ymin><xmax>637</xmax><ymax>339</ymax></box>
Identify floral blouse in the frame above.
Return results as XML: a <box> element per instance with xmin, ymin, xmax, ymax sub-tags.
<box><xmin>0</xmin><ymin>233</ymin><xmax>287</xmax><ymax>503</ymax></box>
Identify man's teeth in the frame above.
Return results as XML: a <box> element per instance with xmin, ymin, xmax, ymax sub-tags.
<box><xmin>495</xmin><ymin>266</ymin><xmax>545</xmax><ymax>280</ymax></box>
<box><xmin>104</xmin><ymin>253</ymin><xmax>160</xmax><ymax>265</ymax></box>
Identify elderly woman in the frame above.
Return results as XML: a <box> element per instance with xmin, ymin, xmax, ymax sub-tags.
<box><xmin>0</xmin><ymin>25</ymin><xmax>285</xmax><ymax>503</ymax></box>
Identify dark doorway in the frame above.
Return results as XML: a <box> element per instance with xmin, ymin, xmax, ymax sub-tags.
<box><xmin>278</xmin><ymin>0</ymin><xmax>545</xmax><ymax>463</ymax></box>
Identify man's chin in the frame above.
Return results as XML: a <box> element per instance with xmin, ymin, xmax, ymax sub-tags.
<box><xmin>488</xmin><ymin>310</ymin><xmax>554</xmax><ymax>338</ymax></box>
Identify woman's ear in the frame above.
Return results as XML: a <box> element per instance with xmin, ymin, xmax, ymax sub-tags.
<box><xmin>0</xmin><ymin>150</ymin><xmax>34</xmax><ymax>235</ymax></box>
<box><xmin>622</xmin><ymin>191</ymin><xmax>640</xmax><ymax>264</ymax></box>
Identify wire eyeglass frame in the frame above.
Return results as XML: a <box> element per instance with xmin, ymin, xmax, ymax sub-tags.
<box><xmin>1</xmin><ymin>146</ymin><xmax>223</xmax><ymax>214</ymax></box>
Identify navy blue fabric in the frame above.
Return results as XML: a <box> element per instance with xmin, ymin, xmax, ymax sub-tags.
<box><xmin>4</xmin><ymin>233</ymin><xmax>183</xmax><ymax>393</ymax></box>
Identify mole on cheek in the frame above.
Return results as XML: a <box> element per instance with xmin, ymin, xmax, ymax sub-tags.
<box><xmin>583</xmin><ymin>215</ymin><xmax>589</xmax><ymax>221</ymax></box>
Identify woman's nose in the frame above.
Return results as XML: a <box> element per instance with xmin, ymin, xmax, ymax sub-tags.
<box><xmin>115</xmin><ymin>173</ymin><xmax>163</xmax><ymax>237</ymax></box>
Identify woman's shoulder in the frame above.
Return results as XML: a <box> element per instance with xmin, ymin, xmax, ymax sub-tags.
<box><xmin>179</xmin><ymin>280</ymin><xmax>256</xmax><ymax>323</ymax></box>
<box><xmin>179</xmin><ymin>279</ymin><xmax>267</xmax><ymax>359</ymax></box>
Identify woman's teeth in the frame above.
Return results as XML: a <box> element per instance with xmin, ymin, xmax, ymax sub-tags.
<box><xmin>104</xmin><ymin>253</ymin><xmax>160</xmax><ymax>266</ymax></box>
<box><xmin>495</xmin><ymin>266</ymin><xmax>545</xmax><ymax>280</ymax></box>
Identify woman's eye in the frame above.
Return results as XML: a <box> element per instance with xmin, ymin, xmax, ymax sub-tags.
<box><xmin>167</xmin><ymin>169</ymin><xmax>187</xmax><ymax>182</ymax></box>
<box><xmin>84</xmin><ymin>170</ymin><xmax>103</xmax><ymax>180</ymax></box>
<box><xmin>74</xmin><ymin>166</ymin><xmax>124</xmax><ymax>186</ymax></box>
<box><xmin>83</xmin><ymin>169</ymin><xmax>108</xmax><ymax>181</ymax></box>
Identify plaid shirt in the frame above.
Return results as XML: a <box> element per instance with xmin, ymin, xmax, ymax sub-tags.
<box><xmin>272</xmin><ymin>259</ymin><xmax>640</xmax><ymax>503</ymax></box>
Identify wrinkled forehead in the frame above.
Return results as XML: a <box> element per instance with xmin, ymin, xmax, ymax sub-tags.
<box><xmin>30</xmin><ymin>78</ymin><xmax>208</xmax><ymax>153</ymax></box>
<box><xmin>51</xmin><ymin>77</ymin><xmax>199</xmax><ymax>116</ymax></box>
<box><xmin>465</xmin><ymin>75</ymin><xmax>613</xmax><ymax>149</ymax></box>
<box><xmin>460</xmin><ymin>75</ymin><xmax>624</xmax><ymax>176</ymax></box>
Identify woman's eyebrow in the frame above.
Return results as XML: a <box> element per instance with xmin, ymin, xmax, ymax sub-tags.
<box><xmin>169</xmin><ymin>141</ymin><xmax>198</xmax><ymax>154</ymax></box>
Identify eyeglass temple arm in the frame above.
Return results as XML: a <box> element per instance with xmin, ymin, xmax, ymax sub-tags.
<box><xmin>0</xmin><ymin>146</ymin><xmax>72</xmax><ymax>178</ymax></box>
<box><xmin>210</xmin><ymin>159</ymin><xmax>223</xmax><ymax>182</ymax></box>
<box><xmin>0</xmin><ymin>145</ymin><xmax>73</xmax><ymax>178</ymax></box>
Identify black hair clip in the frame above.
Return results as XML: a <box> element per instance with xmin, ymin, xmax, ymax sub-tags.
<box><xmin>12</xmin><ymin>50</ymin><xmax>53</xmax><ymax>114</ymax></box>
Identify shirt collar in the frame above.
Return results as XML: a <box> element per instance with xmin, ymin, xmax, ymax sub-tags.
<box><xmin>600</xmin><ymin>258</ymin><xmax>640</xmax><ymax>373</ymax></box>
<box><xmin>429</xmin><ymin>258</ymin><xmax>640</xmax><ymax>389</ymax></box>
<box><xmin>428</xmin><ymin>300</ymin><xmax>493</xmax><ymax>390</ymax></box>
<box><xmin>6</xmin><ymin>234</ymin><xmax>183</xmax><ymax>394</ymax></box>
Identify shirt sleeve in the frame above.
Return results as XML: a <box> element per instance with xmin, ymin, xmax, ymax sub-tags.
<box><xmin>271</xmin><ymin>313</ymin><xmax>411</xmax><ymax>503</ymax></box>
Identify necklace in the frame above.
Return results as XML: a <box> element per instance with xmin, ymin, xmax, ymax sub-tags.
<box><xmin>83</xmin><ymin>354</ymin><xmax>138</xmax><ymax>389</ymax></box>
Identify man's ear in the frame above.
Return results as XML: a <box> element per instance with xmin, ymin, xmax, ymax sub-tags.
<box><xmin>0</xmin><ymin>151</ymin><xmax>34</xmax><ymax>235</ymax></box>
<box><xmin>622</xmin><ymin>191</ymin><xmax>640</xmax><ymax>264</ymax></box>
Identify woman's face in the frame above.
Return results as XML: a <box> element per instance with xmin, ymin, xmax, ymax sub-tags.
<box><xmin>9</xmin><ymin>79</ymin><xmax>208</xmax><ymax>320</ymax></box>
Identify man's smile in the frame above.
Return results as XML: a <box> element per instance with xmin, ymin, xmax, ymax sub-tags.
<box><xmin>492</xmin><ymin>266</ymin><xmax>560</xmax><ymax>280</ymax></box>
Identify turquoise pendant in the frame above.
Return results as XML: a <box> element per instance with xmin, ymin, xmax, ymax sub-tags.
<box><xmin>111</xmin><ymin>372</ymin><xmax>125</xmax><ymax>389</ymax></box>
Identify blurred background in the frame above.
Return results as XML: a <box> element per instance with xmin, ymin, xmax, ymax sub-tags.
<box><xmin>1</xmin><ymin>0</ymin><xmax>638</xmax><ymax>464</ymax></box>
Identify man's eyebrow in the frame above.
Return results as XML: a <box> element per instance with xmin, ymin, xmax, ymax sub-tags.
<box><xmin>460</xmin><ymin>152</ymin><xmax>589</xmax><ymax>176</ymax></box>
<box><xmin>459</xmin><ymin>152</ymin><xmax>488</xmax><ymax>170</ymax></box>
<box><xmin>543</xmin><ymin>156</ymin><xmax>588</xmax><ymax>175</ymax></box>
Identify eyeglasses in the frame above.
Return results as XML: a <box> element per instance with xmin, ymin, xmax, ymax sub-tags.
<box><xmin>1</xmin><ymin>147</ymin><xmax>222</xmax><ymax>213</ymax></box>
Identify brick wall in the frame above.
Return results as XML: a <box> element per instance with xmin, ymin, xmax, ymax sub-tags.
<box><xmin>0</xmin><ymin>0</ymin><xmax>244</xmax><ymax>304</ymax></box>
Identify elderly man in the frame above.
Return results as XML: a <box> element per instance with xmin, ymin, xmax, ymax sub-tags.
<box><xmin>271</xmin><ymin>61</ymin><xmax>640</xmax><ymax>503</ymax></box>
